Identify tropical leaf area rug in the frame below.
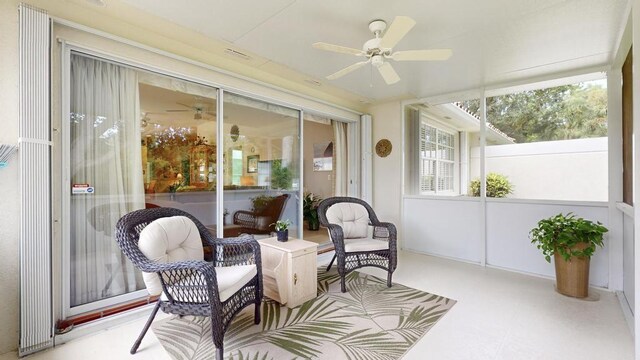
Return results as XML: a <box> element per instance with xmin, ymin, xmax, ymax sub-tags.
<box><xmin>152</xmin><ymin>267</ymin><xmax>456</xmax><ymax>360</ymax></box>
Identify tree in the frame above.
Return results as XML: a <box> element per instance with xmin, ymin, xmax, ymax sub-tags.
<box><xmin>556</xmin><ymin>84</ymin><xmax>607</xmax><ymax>139</ymax></box>
<box><xmin>461</xmin><ymin>83</ymin><xmax>607</xmax><ymax>143</ymax></box>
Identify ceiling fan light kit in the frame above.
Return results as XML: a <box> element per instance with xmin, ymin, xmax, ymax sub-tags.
<box><xmin>313</xmin><ymin>16</ymin><xmax>452</xmax><ymax>85</ymax></box>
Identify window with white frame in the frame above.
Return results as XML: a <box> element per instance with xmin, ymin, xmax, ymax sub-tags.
<box><xmin>420</xmin><ymin>123</ymin><xmax>455</xmax><ymax>193</ymax></box>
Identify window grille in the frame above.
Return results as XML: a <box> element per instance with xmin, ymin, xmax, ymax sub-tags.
<box><xmin>420</xmin><ymin>123</ymin><xmax>455</xmax><ymax>194</ymax></box>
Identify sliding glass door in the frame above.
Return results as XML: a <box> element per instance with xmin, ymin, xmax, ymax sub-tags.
<box><xmin>64</xmin><ymin>52</ymin><xmax>308</xmax><ymax>318</ymax></box>
<box><xmin>221</xmin><ymin>93</ymin><xmax>301</xmax><ymax>240</ymax></box>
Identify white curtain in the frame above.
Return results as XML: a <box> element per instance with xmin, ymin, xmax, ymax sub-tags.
<box><xmin>332</xmin><ymin>120</ymin><xmax>348</xmax><ymax>196</ymax></box>
<box><xmin>69</xmin><ymin>54</ymin><xmax>145</xmax><ymax>307</ymax></box>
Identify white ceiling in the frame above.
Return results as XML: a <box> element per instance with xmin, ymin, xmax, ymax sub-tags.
<box><xmin>122</xmin><ymin>0</ymin><xmax>628</xmax><ymax>102</ymax></box>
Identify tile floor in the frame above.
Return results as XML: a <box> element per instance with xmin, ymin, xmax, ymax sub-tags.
<box><xmin>0</xmin><ymin>251</ymin><xmax>633</xmax><ymax>360</ymax></box>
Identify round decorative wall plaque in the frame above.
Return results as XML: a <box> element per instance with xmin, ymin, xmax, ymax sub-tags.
<box><xmin>375</xmin><ymin>139</ymin><xmax>392</xmax><ymax>157</ymax></box>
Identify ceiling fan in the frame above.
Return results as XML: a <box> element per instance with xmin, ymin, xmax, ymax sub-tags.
<box><xmin>313</xmin><ymin>16</ymin><xmax>452</xmax><ymax>85</ymax></box>
<box><xmin>171</xmin><ymin>102</ymin><xmax>216</xmax><ymax>120</ymax></box>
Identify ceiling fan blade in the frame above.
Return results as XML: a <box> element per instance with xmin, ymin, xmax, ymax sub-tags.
<box><xmin>326</xmin><ymin>61</ymin><xmax>369</xmax><ymax>80</ymax></box>
<box><xmin>176</xmin><ymin>102</ymin><xmax>194</xmax><ymax>109</ymax></box>
<box><xmin>379</xmin><ymin>16</ymin><xmax>416</xmax><ymax>49</ymax></box>
<box><xmin>392</xmin><ymin>49</ymin><xmax>453</xmax><ymax>61</ymax></box>
<box><xmin>165</xmin><ymin>109</ymin><xmax>189</xmax><ymax>112</ymax></box>
<box><xmin>377</xmin><ymin>62</ymin><xmax>400</xmax><ymax>85</ymax></box>
<box><xmin>313</xmin><ymin>42</ymin><xmax>364</xmax><ymax>56</ymax></box>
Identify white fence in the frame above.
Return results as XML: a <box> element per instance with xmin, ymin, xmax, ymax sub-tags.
<box><xmin>470</xmin><ymin>137</ymin><xmax>608</xmax><ymax>202</ymax></box>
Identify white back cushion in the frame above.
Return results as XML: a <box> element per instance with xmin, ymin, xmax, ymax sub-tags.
<box><xmin>138</xmin><ymin>216</ymin><xmax>204</xmax><ymax>296</ymax></box>
<box><xmin>326</xmin><ymin>203</ymin><xmax>369</xmax><ymax>239</ymax></box>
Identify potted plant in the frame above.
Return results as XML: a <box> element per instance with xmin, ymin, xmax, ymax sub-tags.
<box><xmin>530</xmin><ymin>213</ymin><xmax>607</xmax><ymax>298</ymax></box>
<box><xmin>303</xmin><ymin>192</ymin><xmax>322</xmax><ymax>231</ymax></box>
<box><xmin>273</xmin><ymin>219</ymin><xmax>291</xmax><ymax>242</ymax></box>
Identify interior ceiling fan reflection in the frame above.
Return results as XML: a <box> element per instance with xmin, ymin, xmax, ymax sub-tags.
<box><xmin>165</xmin><ymin>102</ymin><xmax>216</xmax><ymax>120</ymax></box>
<box><xmin>313</xmin><ymin>16</ymin><xmax>453</xmax><ymax>85</ymax></box>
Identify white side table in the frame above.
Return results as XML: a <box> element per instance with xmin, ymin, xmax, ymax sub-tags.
<box><xmin>258</xmin><ymin>237</ymin><xmax>318</xmax><ymax>308</ymax></box>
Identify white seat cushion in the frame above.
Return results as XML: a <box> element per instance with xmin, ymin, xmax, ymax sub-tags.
<box><xmin>161</xmin><ymin>264</ymin><xmax>257</xmax><ymax>303</ymax></box>
<box><xmin>326</xmin><ymin>203</ymin><xmax>369</xmax><ymax>239</ymax></box>
<box><xmin>138</xmin><ymin>216</ymin><xmax>204</xmax><ymax>296</ymax></box>
<box><xmin>344</xmin><ymin>237</ymin><xmax>389</xmax><ymax>252</ymax></box>
<box><xmin>215</xmin><ymin>264</ymin><xmax>257</xmax><ymax>301</ymax></box>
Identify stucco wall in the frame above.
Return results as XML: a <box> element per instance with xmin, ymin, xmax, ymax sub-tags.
<box><xmin>0</xmin><ymin>0</ymin><xmax>20</xmax><ymax>354</ymax></box>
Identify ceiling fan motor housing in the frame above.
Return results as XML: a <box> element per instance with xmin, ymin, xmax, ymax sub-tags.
<box><xmin>371</xmin><ymin>55</ymin><xmax>384</xmax><ymax>67</ymax></box>
<box><xmin>363</xmin><ymin>38</ymin><xmax>382</xmax><ymax>53</ymax></box>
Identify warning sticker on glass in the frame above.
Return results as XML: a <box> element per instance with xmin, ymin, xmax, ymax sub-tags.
<box><xmin>72</xmin><ymin>184</ymin><xmax>95</xmax><ymax>194</ymax></box>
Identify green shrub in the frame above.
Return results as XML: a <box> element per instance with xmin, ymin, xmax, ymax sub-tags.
<box><xmin>469</xmin><ymin>173</ymin><xmax>513</xmax><ymax>197</ymax></box>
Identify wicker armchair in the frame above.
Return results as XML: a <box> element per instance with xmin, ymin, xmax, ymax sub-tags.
<box><xmin>233</xmin><ymin>194</ymin><xmax>290</xmax><ymax>235</ymax></box>
<box><xmin>317</xmin><ymin>197</ymin><xmax>397</xmax><ymax>293</ymax></box>
<box><xmin>115</xmin><ymin>207</ymin><xmax>262</xmax><ymax>360</ymax></box>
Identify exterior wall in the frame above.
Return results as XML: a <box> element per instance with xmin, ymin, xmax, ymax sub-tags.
<box><xmin>470</xmin><ymin>137</ymin><xmax>608</xmax><ymax>201</ymax></box>
<box><xmin>303</xmin><ymin>121</ymin><xmax>334</xmax><ymax>199</ymax></box>
<box><xmin>0</xmin><ymin>0</ymin><xmax>21</xmax><ymax>354</ymax></box>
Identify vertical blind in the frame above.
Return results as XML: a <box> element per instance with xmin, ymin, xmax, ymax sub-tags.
<box><xmin>19</xmin><ymin>4</ymin><xmax>53</xmax><ymax>355</ymax></box>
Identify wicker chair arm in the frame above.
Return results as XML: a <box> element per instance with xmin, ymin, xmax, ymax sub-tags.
<box><xmin>140</xmin><ymin>259</ymin><xmax>213</xmax><ymax>274</ymax></box>
<box><xmin>376</xmin><ymin>222</ymin><xmax>398</xmax><ymax>271</ymax></box>
<box><xmin>373</xmin><ymin>222</ymin><xmax>397</xmax><ymax>241</ymax></box>
<box><xmin>205</xmin><ymin>235</ymin><xmax>262</xmax><ymax>267</ymax></box>
<box><xmin>233</xmin><ymin>210</ymin><xmax>257</xmax><ymax>227</ymax></box>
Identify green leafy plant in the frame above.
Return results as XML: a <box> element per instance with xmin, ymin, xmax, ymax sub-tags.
<box><xmin>469</xmin><ymin>172</ymin><xmax>514</xmax><ymax>197</ymax></box>
<box><xmin>270</xmin><ymin>159</ymin><xmax>292</xmax><ymax>190</ymax></box>
<box><xmin>530</xmin><ymin>213</ymin><xmax>608</xmax><ymax>262</ymax></box>
<box><xmin>272</xmin><ymin>219</ymin><xmax>291</xmax><ymax>232</ymax></box>
<box><xmin>250</xmin><ymin>195</ymin><xmax>275</xmax><ymax>213</ymax></box>
<box><xmin>303</xmin><ymin>192</ymin><xmax>322</xmax><ymax>222</ymax></box>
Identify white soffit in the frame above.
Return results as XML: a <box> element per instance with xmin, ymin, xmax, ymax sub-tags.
<box><xmin>121</xmin><ymin>0</ymin><xmax>628</xmax><ymax>102</ymax></box>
